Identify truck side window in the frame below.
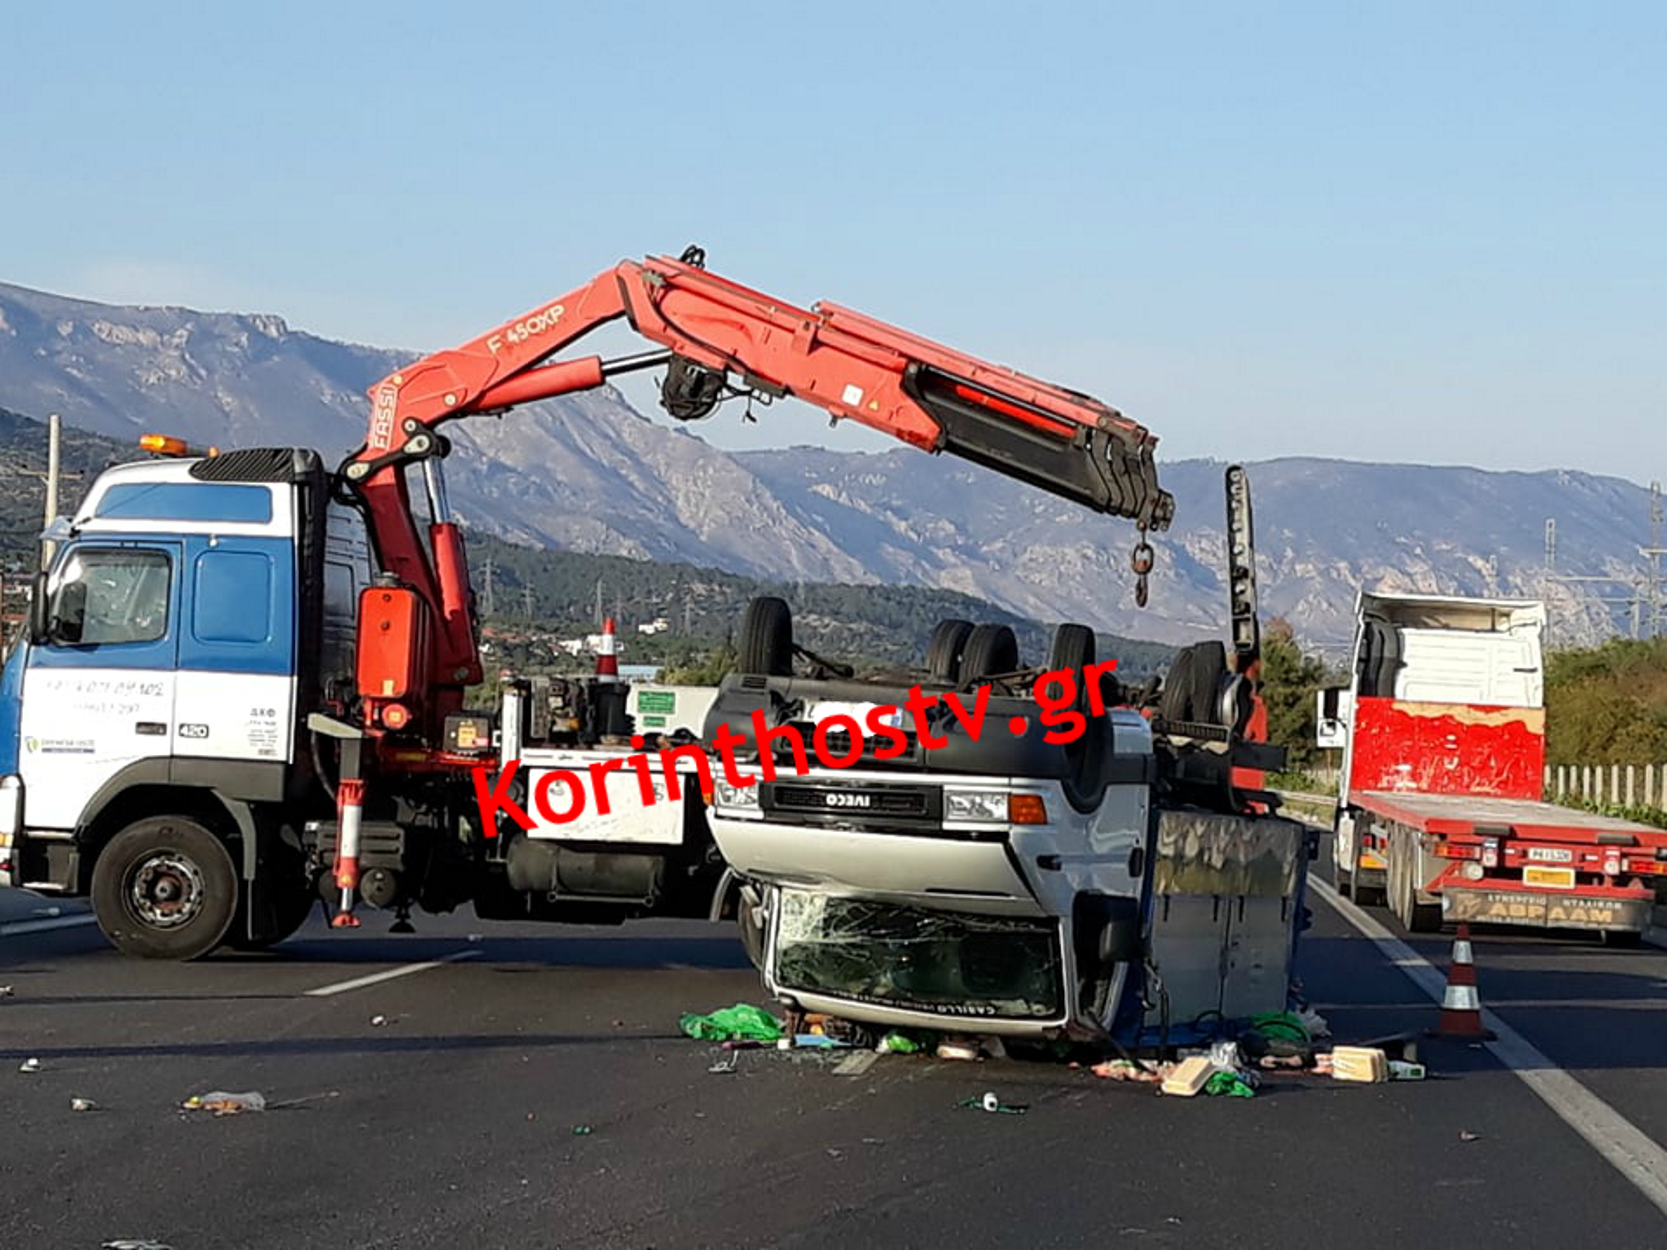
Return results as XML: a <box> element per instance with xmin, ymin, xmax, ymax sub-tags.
<box><xmin>52</xmin><ymin>549</ymin><xmax>171</xmax><ymax>646</ymax></box>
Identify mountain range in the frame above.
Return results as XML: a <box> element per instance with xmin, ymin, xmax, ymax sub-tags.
<box><xmin>2</xmin><ymin>279</ymin><xmax>1655</xmax><ymax>646</ymax></box>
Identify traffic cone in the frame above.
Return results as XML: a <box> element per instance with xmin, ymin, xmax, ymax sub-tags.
<box><xmin>1431</xmin><ymin>923</ymin><xmax>1493</xmax><ymax>1039</ymax></box>
<box><xmin>594</xmin><ymin>616</ymin><xmax>620</xmax><ymax>684</ymax></box>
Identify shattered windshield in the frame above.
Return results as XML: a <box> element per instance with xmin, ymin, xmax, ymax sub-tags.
<box><xmin>773</xmin><ymin>892</ymin><xmax>1064</xmax><ymax>1020</ymax></box>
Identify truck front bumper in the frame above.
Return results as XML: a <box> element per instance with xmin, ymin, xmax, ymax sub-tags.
<box><xmin>1441</xmin><ymin>886</ymin><xmax>1653</xmax><ymax>933</ymax></box>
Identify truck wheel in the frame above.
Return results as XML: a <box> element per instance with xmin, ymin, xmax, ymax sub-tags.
<box><xmin>1047</xmin><ymin>624</ymin><xmax>1097</xmax><ymax>700</ymax></box>
<box><xmin>739</xmin><ymin>597</ymin><xmax>794</xmax><ymax>677</ymax></box>
<box><xmin>960</xmin><ymin>624</ymin><xmax>1019</xmax><ymax>682</ymax></box>
<box><xmin>926</xmin><ymin>619</ymin><xmax>974</xmax><ymax>683</ymax></box>
<box><xmin>91</xmin><ymin>816</ymin><xmax>239</xmax><ymax>960</ymax></box>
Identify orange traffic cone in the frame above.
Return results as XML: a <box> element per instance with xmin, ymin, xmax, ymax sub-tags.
<box><xmin>594</xmin><ymin>616</ymin><xmax>620</xmax><ymax>684</ymax></box>
<box><xmin>1431</xmin><ymin>923</ymin><xmax>1493</xmax><ymax>1039</ymax></box>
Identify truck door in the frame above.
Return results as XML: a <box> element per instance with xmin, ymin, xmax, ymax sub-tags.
<box><xmin>19</xmin><ymin>542</ymin><xmax>182</xmax><ymax>830</ymax></box>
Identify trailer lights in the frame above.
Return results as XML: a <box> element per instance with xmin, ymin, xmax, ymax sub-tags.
<box><xmin>1461</xmin><ymin>862</ymin><xmax>1485</xmax><ymax>881</ymax></box>
<box><xmin>1481</xmin><ymin>839</ymin><xmax>1500</xmax><ymax>869</ymax></box>
<box><xmin>381</xmin><ymin>703</ymin><xmax>411</xmax><ymax>731</ymax></box>
<box><xmin>1603</xmin><ymin>854</ymin><xmax>1622</xmax><ymax>878</ymax></box>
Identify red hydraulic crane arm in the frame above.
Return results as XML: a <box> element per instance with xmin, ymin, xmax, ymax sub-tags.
<box><xmin>342</xmin><ymin>250</ymin><xmax>1175</xmax><ymax>723</ymax></box>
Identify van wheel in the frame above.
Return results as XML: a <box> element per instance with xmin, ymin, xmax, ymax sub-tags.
<box><xmin>739</xmin><ymin>597</ymin><xmax>794</xmax><ymax>677</ymax></box>
<box><xmin>961</xmin><ymin>624</ymin><xmax>1019</xmax><ymax>682</ymax></box>
<box><xmin>91</xmin><ymin>816</ymin><xmax>239</xmax><ymax>960</ymax></box>
<box><xmin>926</xmin><ymin>619</ymin><xmax>975</xmax><ymax>683</ymax></box>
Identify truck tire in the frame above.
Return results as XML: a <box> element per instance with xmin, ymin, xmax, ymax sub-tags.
<box><xmin>1047</xmin><ymin>623</ymin><xmax>1097</xmax><ymax>702</ymax></box>
<box><xmin>926</xmin><ymin>619</ymin><xmax>975</xmax><ymax>683</ymax></box>
<box><xmin>1390</xmin><ymin>830</ymin><xmax>1441</xmax><ymax>933</ymax></box>
<box><xmin>739</xmin><ymin>597</ymin><xmax>794</xmax><ymax>677</ymax></box>
<box><xmin>1160</xmin><ymin>641</ymin><xmax>1228</xmax><ymax>725</ymax></box>
<box><xmin>960</xmin><ymin>624</ymin><xmax>1019</xmax><ymax>683</ymax></box>
<box><xmin>91</xmin><ymin>816</ymin><xmax>239</xmax><ymax>960</ymax></box>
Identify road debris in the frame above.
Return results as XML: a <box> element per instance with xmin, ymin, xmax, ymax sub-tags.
<box><xmin>181</xmin><ymin>1090</ymin><xmax>267</xmax><ymax>1116</ymax></box>
<box><xmin>936</xmin><ymin>1038</ymin><xmax>981</xmax><ymax>1062</ymax></box>
<box><xmin>18</xmin><ymin>1057</ymin><xmax>40</xmax><ymax>1073</ymax></box>
<box><xmin>101</xmin><ymin>1241</ymin><xmax>173</xmax><ymax>1250</ymax></box>
<box><xmin>708</xmin><ymin>1056</ymin><xmax>738</xmax><ymax>1075</ymax></box>
<box><xmin>679</xmin><ymin>1003</ymin><xmax>784</xmax><ymax>1043</ymax></box>
<box><xmin>0</xmin><ymin>984</ymin><xmax>14</xmax><ymax>998</ymax></box>
<box><xmin>1091</xmin><ymin>1058</ymin><xmax>1169</xmax><ymax>1084</ymax></box>
<box><xmin>1460</xmin><ymin>1130</ymin><xmax>1481</xmax><ymax>1142</ymax></box>
<box><xmin>1204</xmin><ymin>1070</ymin><xmax>1257</xmax><ymax>1098</ymax></box>
<box><xmin>958</xmin><ymin>1091</ymin><xmax>1028</xmax><ymax>1115</ymax></box>
<box><xmin>877</xmin><ymin>1032</ymin><xmax>925</xmax><ymax>1055</ymax></box>
<box><xmin>1160</xmin><ymin>1056</ymin><xmax>1216</xmax><ymax>1097</ymax></box>
<box><xmin>571</xmin><ymin>1124</ymin><xmax>593</xmax><ymax>1136</ymax></box>
<box><xmin>370</xmin><ymin>1014</ymin><xmax>388</xmax><ymax>1027</ymax></box>
<box><xmin>70</xmin><ymin>1097</ymin><xmax>100</xmax><ymax>1112</ymax></box>
<box><xmin>1388</xmin><ymin>1060</ymin><xmax>1427</xmax><ymax>1081</ymax></box>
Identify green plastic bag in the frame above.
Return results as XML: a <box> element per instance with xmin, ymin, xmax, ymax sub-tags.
<box><xmin>1204</xmin><ymin>1070</ymin><xmax>1257</xmax><ymax>1099</ymax></box>
<box><xmin>678</xmin><ymin>1003</ymin><xmax>784</xmax><ymax>1042</ymax></box>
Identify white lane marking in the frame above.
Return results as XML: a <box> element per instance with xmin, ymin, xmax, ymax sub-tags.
<box><xmin>0</xmin><ymin>914</ymin><xmax>98</xmax><ymax>939</ymax></box>
<box><xmin>832</xmin><ymin>1050</ymin><xmax>877</xmax><ymax>1077</ymax></box>
<box><xmin>1310</xmin><ymin>875</ymin><xmax>1667</xmax><ymax>1217</ymax></box>
<box><xmin>303</xmin><ymin>949</ymin><xmax>480</xmax><ymax>997</ymax></box>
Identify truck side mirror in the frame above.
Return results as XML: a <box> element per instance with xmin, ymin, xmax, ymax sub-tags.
<box><xmin>1316</xmin><ymin>685</ymin><xmax>1348</xmax><ymax>750</ymax></box>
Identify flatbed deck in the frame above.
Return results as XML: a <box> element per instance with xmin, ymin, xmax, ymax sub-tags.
<box><xmin>1354</xmin><ymin>791</ymin><xmax>1665</xmax><ymax>842</ymax></box>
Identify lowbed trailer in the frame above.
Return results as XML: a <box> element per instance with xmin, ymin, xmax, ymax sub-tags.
<box><xmin>1322</xmin><ymin>591</ymin><xmax>1667</xmax><ymax>939</ymax></box>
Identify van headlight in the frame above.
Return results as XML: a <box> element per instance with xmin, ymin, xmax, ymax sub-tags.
<box><xmin>944</xmin><ymin>788</ymin><xmax>1008</xmax><ymax>822</ymax></box>
<box><xmin>714</xmin><ymin>778</ymin><xmax>761</xmax><ymax>815</ymax></box>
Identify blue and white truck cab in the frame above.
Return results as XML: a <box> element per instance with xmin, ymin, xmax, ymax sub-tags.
<box><xmin>0</xmin><ymin>445</ymin><xmax>724</xmax><ymax>958</ymax></box>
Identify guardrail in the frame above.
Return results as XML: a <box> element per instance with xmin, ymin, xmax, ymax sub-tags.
<box><xmin>1546</xmin><ymin>763</ymin><xmax>1667</xmax><ymax>811</ymax></box>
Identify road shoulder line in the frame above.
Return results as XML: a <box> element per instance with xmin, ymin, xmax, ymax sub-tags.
<box><xmin>0</xmin><ymin>914</ymin><xmax>98</xmax><ymax>939</ymax></box>
<box><xmin>1310</xmin><ymin>875</ymin><xmax>1667</xmax><ymax>1217</ymax></box>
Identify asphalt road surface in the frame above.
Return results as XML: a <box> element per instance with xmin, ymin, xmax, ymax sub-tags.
<box><xmin>4</xmin><ymin>854</ymin><xmax>1667</xmax><ymax>1250</ymax></box>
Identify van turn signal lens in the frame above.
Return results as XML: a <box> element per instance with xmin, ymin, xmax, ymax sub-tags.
<box><xmin>1007</xmin><ymin>794</ymin><xmax>1048</xmax><ymax>825</ymax></box>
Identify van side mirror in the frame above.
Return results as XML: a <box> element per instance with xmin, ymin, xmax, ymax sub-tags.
<box><xmin>27</xmin><ymin>573</ymin><xmax>49</xmax><ymax>644</ymax></box>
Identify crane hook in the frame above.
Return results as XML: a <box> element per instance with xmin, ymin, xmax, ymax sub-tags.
<box><xmin>680</xmin><ymin>244</ymin><xmax>707</xmax><ymax>269</ymax></box>
<box><xmin>1131</xmin><ymin>529</ymin><xmax>1155</xmax><ymax>608</ymax></box>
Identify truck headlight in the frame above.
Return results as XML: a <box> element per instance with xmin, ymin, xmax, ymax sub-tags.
<box><xmin>713</xmin><ymin>779</ymin><xmax>761</xmax><ymax>813</ymax></box>
<box><xmin>0</xmin><ymin>775</ymin><xmax>21</xmax><ymax>839</ymax></box>
<box><xmin>944</xmin><ymin>789</ymin><xmax>1008</xmax><ymax>822</ymax></box>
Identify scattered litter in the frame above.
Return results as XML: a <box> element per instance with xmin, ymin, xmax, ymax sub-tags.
<box><xmin>102</xmin><ymin>1241</ymin><xmax>173</xmax><ymax>1250</ymax></box>
<box><xmin>0</xmin><ymin>985</ymin><xmax>14</xmax><ymax>998</ymax></box>
<box><xmin>1208</xmin><ymin>1040</ymin><xmax>1242</xmax><ymax>1070</ymax></box>
<box><xmin>611</xmin><ymin>1019</ymin><xmax>626</xmax><ymax>1029</ymax></box>
<box><xmin>1295</xmin><ymin>1008</ymin><xmax>1331</xmax><ymax>1039</ymax></box>
<box><xmin>957</xmin><ymin>1091</ymin><xmax>1028</xmax><ymax>1115</ymax></box>
<box><xmin>1160</xmin><ymin>1055</ymin><xmax>1216</xmax><ymax>1097</ymax></box>
<box><xmin>826</xmin><ymin>1148</ymin><xmax>843</xmax><ymax>1159</ymax></box>
<box><xmin>708</xmin><ymin>1057</ymin><xmax>738</xmax><ymax>1075</ymax></box>
<box><xmin>792</xmin><ymin>1033</ymin><xmax>851</xmax><ymax>1050</ymax></box>
<box><xmin>181</xmin><ymin>1091</ymin><xmax>267</xmax><ymax>1116</ymax></box>
<box><xmin>1388</xmin><ymin>1060</ymin><xmax>1427</xmax><ymax>1081</ymax></box>
<box><xmin>1459</xmin><ymin>1130</ymin><xmax>1481</xmax><ymax>1143</ymax></box>
<box><xmin>936</xmin><ymin>1038</ymin><xmax>981</xmax><ymax>1062</ymax></box>
<box><xmin>721</xmin><ymin>1039</ymin><xmax>764</xmax><ymax>1052</ymax></box>
<box><xmin>876</xmin><ymin>1032</ymin><xmax>925</xmax><ymax>1055</ymax></box>
<box><xmin>1329</xmin><ymin>1046</ymin><xmax>1389</xmax><ymax>1084</ymax></box>
<box><xmin>571</xmin><ymin>1125</ymin><xmax>593</xmax><ymax>1136</ymax></box>
<box><xmin>678</xmin><ymin>1003</ymin><xmax>784</xmax><ymax>1043</ymax></box>
<box><xmin>1090</xmin><ymin>1058</ymin><xmax>1169</xmax><ymax>1084</ymax></box>
<box><xmin>18</xmin><ymin>1057</ymin><xmax>40</xmax><ymax>1073</ymax></box>
<box><xmin>70</xmin><ymin>1097</ymin><xmax>100</xmax><ymax>1112</ymax></box>
<box><xmin>1204</xmin><ymin>1070</ymin><xmax>1257</xmax><ymax>1098</ymax></box>
<box><xmin>369</xmin><ymin>1015</ymin><xmax>388</xmax><ymax>1027</ymax></box>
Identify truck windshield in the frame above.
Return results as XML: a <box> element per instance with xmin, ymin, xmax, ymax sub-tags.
<box><xmin>773</xmin><ymin>891</ymin><xmax>1063</xmax><ymax>1020</ymax></box>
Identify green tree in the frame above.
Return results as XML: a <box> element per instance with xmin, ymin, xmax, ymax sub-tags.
<box><xmin>1257</xmin><ymin>617</ymin><xmax>1333</xmax><ymax>772</ymax></box>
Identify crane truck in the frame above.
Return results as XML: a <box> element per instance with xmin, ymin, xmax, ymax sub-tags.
<box><xmin>0</xmin><ymin>248</ymin><xmax>1176</xmax><ymax>959</ymax></box>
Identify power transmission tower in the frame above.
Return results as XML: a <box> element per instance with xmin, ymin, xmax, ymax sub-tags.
<box><xmin>1645</xmin><ymin>480</ymin><xmax>1665</xmax><ymax>638</ymax></box>
<box><xmin>481</xmin><ymin>555</ymin><xmax>496</xmax><ymax>618</ymax></box>
<box><xmin>522</xmin><ymin>585</ymin><xmax>534</xmax><ymax>620</ymax></box>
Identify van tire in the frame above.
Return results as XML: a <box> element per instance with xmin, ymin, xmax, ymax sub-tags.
<box><xmin>91</xmin><ymin>815</ymin><xmax>239</xmax><ymax>960</ymax></box>
<box><xmin>961</xmin><ymin>624</ymin><xmax>1020</xmax><ymax>683</ymax></box>
<box><xmin>926</xmin><ymin>619</ymin><xmax>975</xmax><ymax>683</ymax></box>
<box><xmin>739</xmin><ymin>597</ymin><xmax>794</xmax><ymax>677</ymax></box>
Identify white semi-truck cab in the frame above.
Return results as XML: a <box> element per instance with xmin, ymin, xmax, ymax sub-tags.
<box><xmin>0</xmin><ymin>447</ymin><xmax>725</xmax><ymax>957</ymax></box>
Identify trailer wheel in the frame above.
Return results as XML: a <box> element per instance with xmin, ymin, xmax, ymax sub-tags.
<box><xmin>960</xmin><ymin>624</ymin><xmax>1020</xmax><ymax>683</ymax></box>
<box><xmin>91</xmin><ymin>815</ymin><xmax>239</xmax><ymax>960</ymax></box>
<box><xmin>738</xmin><ymin>597</ymin><xmax>794</xmax><ymax>677</ymax></box>
<box><xmin>1390</xmin><ymin>831</ymin><xmax>1442</xmax><ymax>933</ymax></box>
<box><xmin>1600</xmin><ymin>929</ymin><xmax>1642</xmax><ymax>949</ymax></box>
<box><xmin>926</xmin><ymin>619</ymin><xmax>975</xmax><ymax>683</ymax></box>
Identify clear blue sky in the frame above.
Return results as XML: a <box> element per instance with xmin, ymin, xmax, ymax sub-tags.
<box><xmin>2</xmin><ymin>1</ymin><xmax>1662</xmax><ymax>480</ymax></box>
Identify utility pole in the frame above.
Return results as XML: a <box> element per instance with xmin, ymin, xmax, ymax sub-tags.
<box><xmin>522</xmin><ymin>585</ymin><xmax>534</xmax><ymax>620</ymax></box>
<box><xmin>41</xmin><ymin>413</ymin><xmax>61</xmax><ymax>570</ymax></box>
<box><xmin>1645</xmin><ymin>480</ymin><xmax>1665</xmax><ymax>638</ymax></box>
<box><xmin>481</xmin><ymin>555</ymin><xmax>496</xmax><ymax>618</ymax></box>
<box><xmin>594</xmin><ymin>577</ymin><xmax>603</xmax><ymax>627</ymax></box>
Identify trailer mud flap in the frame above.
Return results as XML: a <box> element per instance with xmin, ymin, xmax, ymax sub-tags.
<box><xmin>1442</xmin><ymin>888</ymin><xmax>1651</xmax><ymax>932</ymax></box>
